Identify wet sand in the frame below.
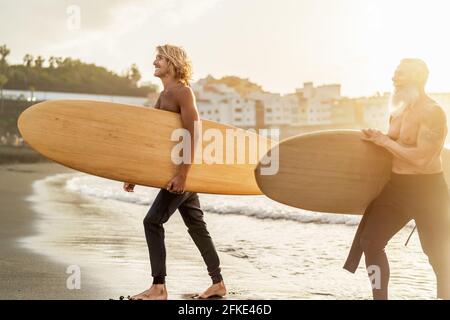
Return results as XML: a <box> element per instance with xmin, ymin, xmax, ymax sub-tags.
<box><xmin>0</xmin><ymin>163</ymin><xmax>105</xmax><ymax>299</ymax></box>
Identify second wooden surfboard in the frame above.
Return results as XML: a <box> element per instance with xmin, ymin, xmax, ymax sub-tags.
<box><xmin>255</xmin><ymin>130</ymin><xmax>450</xmax><ymax>214</ymax></box>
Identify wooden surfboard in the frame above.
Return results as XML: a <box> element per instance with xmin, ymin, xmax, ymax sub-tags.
<box><xmin>18</xmin><ymin>100</ymin><xmax>272</xmax><ymax>195</ymax></box>
<box><xmin>255</xmin><ymin>130</ymin><xmax>450</xmax><ymax>214</ymax></box>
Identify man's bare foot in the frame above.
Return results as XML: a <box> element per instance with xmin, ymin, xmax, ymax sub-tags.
<box><xmin>130</xmin><ymin>288</ymin><xmax>150</xmax><ymax>300</ymax></box>
<box><xmin>198</xmin><ymin>281</ymin><xmax>227</xmax><ymax>299</ymax></box>
<box><xmin>131</xmin><ymin>284</ymin><xmax>168</xmax><ymax>300</ymax></box>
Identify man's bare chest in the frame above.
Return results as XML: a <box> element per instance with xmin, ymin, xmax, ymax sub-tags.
<box><xmin>158</xmin><ymin>92</ymin><xmax>180</xmax><ymax>113</ymax></box>
<box><xmin>388</xmin><ymin>110</ymin><xmax>422</xmax><ymax>146</ymax></box>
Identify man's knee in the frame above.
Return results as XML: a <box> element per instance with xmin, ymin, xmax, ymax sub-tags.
<box><xmin>360</xmin><ymin>235</ymin><xmax>386</xmax><ymax>255</ymax></box>
<box><xmin>187</xmin><ymin>221</ymin><xmax>209</xmax><ymax>237</ymax></box>
<box><xmin>143</xmin><ymin>212</ymin><xmax>163</xmax><ymax>229</ymax></box>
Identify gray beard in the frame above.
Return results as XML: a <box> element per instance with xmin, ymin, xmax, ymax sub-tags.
<box><xmin>389</xmin><ymin>86</ymin><xmax>420</xmax><ymax>116</ymax></box>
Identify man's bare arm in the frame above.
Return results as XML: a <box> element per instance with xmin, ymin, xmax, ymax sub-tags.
<box><xmin>176</xmin><ymin>86</ymin><xmax>200</xmax><ymax>177</ymax></box>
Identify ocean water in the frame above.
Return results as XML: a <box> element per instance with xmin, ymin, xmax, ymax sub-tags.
<box><xmin>20</xmin><ymin>173</ymin><xmax>438</xmax><ymax>299</ymax></box>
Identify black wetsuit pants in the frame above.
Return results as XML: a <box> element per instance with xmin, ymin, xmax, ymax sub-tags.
<box><xmin>346</xmin><ymin>172</ymin><xmax>450</xmax><ymax>299</ymax></box>
<box><xmin>143</xmin><ymin>189</ymin><xmax>223</xmax><ymax>285</ymax></box>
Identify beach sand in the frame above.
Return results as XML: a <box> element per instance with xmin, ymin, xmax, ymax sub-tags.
<box><xmin>0</xmin><ymin>162</ymin><xmax>103</xmax><ymax>299</ymax></box>
<box><xmin>0</xmin><ymin>162</ymin><xmax>291</xmax><ymax>300</ymax></box>
<box><xmin>0</xmin><ymin>162</ymin><xmax>437</xmax><ymax>300</ymax></box>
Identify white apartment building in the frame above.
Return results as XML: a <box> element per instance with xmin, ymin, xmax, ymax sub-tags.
<box><xmin>295</xmin><ymin>82</ymin><xmax>341</xmax><ymax>125</ymax></box>
<box><xmin>190</xmin><ymin>79</ymin><xmax>407</xmax><ymax>131</ymax></box>
<box><xmin>193</xmin><ymin>81</ymin><xmax>342</xmax><ymax>128</ymax></box>
<box><xmin>247</xmin><ymin>92</ymin><xmax>298</xmax><ymax>126</ymax></box>
<box><xmin>192</xmin><ymin>82</ymin><xmax>256</xmax><ymax>127</ymax></box>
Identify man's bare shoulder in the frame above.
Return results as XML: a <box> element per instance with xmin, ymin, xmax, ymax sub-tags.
<box><xmin>174</xmin><ymin>85</ymin><xmax>194</xmax><ymax>97</ymax></box>
<box><xmin>174</xmin><ymin>85</ymin><xmax>196</xmax><ymax>108</ymax></box>
<box><xmin>421</xmin><ymin>99</ymin><xmax>447</xmax><ymax>125</ymax></box>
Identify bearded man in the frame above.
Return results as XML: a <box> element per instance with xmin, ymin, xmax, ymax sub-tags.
<box><xmin>344</xmin><ymin>59</ymin><xmax>450</xmax><ymax>300</ymax></box>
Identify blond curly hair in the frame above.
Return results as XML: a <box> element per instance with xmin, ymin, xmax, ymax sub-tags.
<box><xmin>156</xmin><ymin>44</ymin><xmax>193</xmax><ymax>85</ymax></box>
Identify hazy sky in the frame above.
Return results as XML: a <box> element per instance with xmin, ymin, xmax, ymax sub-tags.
<box><xmin>1</xmin><ymin>0</ymin><xmax>450</xmax><ymax>96</ymax></box>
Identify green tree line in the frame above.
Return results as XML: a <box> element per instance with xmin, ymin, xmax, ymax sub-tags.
<box><xmin>0</xmin><ymin>44</ymin><xmax>157</xmax><ymax>97</ymax></box>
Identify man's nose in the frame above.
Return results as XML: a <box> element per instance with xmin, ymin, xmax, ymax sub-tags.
<box><xmin>392</xmin><ymin>76</ymin><xmax>402</xmax><ymax>85</ymax></box>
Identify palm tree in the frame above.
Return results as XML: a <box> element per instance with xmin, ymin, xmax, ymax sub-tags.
<box><xmin>0</xmin><ymin>45</ymin><xmax>10</xmax><ymax>65</ymax></box>
<box><xmin>49</xmin><ymin>56</ymin><xmax>55</xmax><ymax>68</ymax></box>
<box><xmin>23</xmin><ymin>54</ymin><xmax>34</xmax><ymax>67</ymax></box>
<box><xmin>49</xmin><ymin>56</ymin><xmax>63</xmax><ymax>68</ymax></box>
<box><xmin>48</xmin><ymin>56</ymin><xmax>58</xmax><ymax>68</ymax></box>
<box><xmin>55</xmin><ymin>57</ymin><xmax>63</xmax><ymax>67</ymax></box>
<box><xmin>34</xmin><ymin>56</ymin><xmax>45</xmax><ymax>68</ymax></box>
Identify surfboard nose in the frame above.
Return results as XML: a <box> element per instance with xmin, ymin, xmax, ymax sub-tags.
<box><xmin>17</xmin><ymin>103</ymin><xmax>34</xmax><ymax>144</ymax></box>
<box><xmin>17</xmin><ymin>101</ymin><xmax>45</xmax><ymax>146</ymax></box>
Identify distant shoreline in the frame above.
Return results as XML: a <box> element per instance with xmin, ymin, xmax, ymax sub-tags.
<box><xmin>0</xmin><ymin>146</ymin><xmax>48</xmax><ymax>165</ymax></box>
